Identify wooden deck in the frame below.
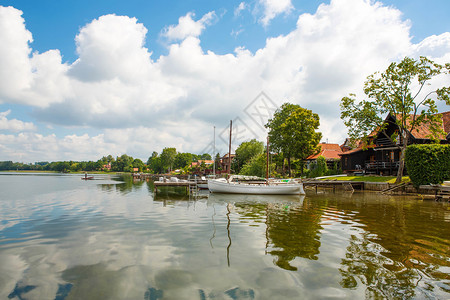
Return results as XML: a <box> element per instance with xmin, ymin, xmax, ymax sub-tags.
<box><xmin>153</xmin><ymin>180</ymin><xmax>208</xmax><ymax>195</ymax></box>
<box><xmin>303</xmin><ymin>180</ymin><xmax>364</xmax><ymax>193</ymax></box>
<box><xmin>419</xmin><ymin>185</ymin><xmax>450</xmax><ymax>201</ymax></box>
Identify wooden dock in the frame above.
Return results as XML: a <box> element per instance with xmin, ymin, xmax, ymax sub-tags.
<box><xmin>419</xmin><ymin>185</ymin><xmax>450</xmax><ymax>201</ymax></box>
<box><xmin>303</xmin><ymin>180</ymin><xmax>364</xmax><ymax>193</ymax></box>
<box><xmin>153</xmin><ymin>181</ymin><xmax>199</xmax><ymax>195</ymax></box>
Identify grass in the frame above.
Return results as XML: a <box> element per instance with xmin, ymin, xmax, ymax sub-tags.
<box><xmin>318</xmin><ymin>175</ymin><xmax>410</xmax><ymax>184</ymax></box>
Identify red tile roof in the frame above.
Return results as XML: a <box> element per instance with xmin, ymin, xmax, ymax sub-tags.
<box><xmin>307</xmin><ymin>143</ymin><xmax>343</xmax><ymax>160</ymax></box>
<box><xmin>190</xmin><ymin>160</ymin><xmax>214</xmax><ymax>167</ymax></box>
<box><xmin>443</xmin><ymin>111</ymin><xmax>450</xmax><ymax>133</ymax></box>
<box><xmin>393</xmin><ymin>112</ymin><xmax>450</xmax><ymax>140</ymax></box>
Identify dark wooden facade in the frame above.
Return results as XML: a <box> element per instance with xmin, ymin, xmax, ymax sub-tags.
<box><xmin>340</xmin><ymin>113</ymin><xmax>450</xmax><ymax>175</ymax></box>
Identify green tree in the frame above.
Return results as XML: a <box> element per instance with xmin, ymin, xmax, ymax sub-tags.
<box><xmin>147</xmin><ymin>152</ymin><xmax>163</xmax><ymax>174</ymax></box>
<box><xmin>340</xmin><ymin>56</ymin><xmax>450</xmax><ymax>183</ymax></box>
<box><xmin>239</xmin><ymin>153</ymin><xmax>269</xmax><ymax>178</ymax></box>
<box><xmin>234</xmin><ymin>139</ymin><xmax>264</xmax><ymax>173</ymax></box>
<box><xmin>266</xmin><ymin>103</ymin><xmax>322</xmax><ymax>177</ymax></box>
<box><xmin>174</xmin><ymin>152</ymin><xmax>193</xmax><ymax>169</ymax></box>
<box><xmin>214</xmin><ymin>153</ymin><xmax>221</xmax><ymax>171</ymax></box>
<box><xmin>200</xmin><ymin>153</ymin><xmax>212</xmax><ymax>160</ymax></box>
<box><xmin>113</xmin><ymin>154</ymin><xmax>133</xmax><ymax>172</ymax></box>
<box><xmin>160</xmin><ymin>147</ymin><xmax>177</xmax><ymax>173</ymax></box>
<box><xmin>132</xmin><ymin>158</ymin><xmax>145</xmax><ymax>172</ymax></box>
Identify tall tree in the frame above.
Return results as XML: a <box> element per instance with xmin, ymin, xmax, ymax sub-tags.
<box><xmin>147</xmin><ymin>151</ymin><xmax>158</xmax><ymax>166</ymax></box>
<box><xmin>160</xmin><ymin>147</ymin><xmax>177</xmax><ymax>173</ymax></box>
<box><xmin>234</xmin><ymin>139</ymin><xmax>264</xmax><ymax>173</ymax></box>
<box><xmin>266</xmin><ymin>103</ymin><xmax>322</xmax><ymax>177</ymax></box>
<box><xmin>340</xmin><ymin>56</ymin><xmax>450</xmax><ymax>183</ymax></box>
<box><xmin>174</xmin><ymin>152</ymin><xmax>193</xmax><ymax>169</ymax></box>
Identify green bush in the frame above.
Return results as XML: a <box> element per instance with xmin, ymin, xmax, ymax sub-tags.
<box><xmin>309</xmin><ymin>156</ymin><xmax>328</xmax><ymax>178</ymax></box>
<box><xmin>405</xmin><ymin>144</ymin><xmax>450</xmax><ymax>187</ymax></box>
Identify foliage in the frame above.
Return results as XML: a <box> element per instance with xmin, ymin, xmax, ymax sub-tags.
<box><xmin>214</xmin><ymin>153</ymin><xmax>221</xmax><ymax>171</ymax></box>
<box><xmin>112</xmin><ymin>154</ymin><xmax>133</xmax><ymax>172</ymax></box>
<box><xmin>132</xmin><ymin>158</ymin><xmax>145</xmax><ymax>172</ymax></box>
<box><xmin>340</xmin><ymin>56</ymin><xmax>450</xmax><ymax>183</ymax></box>
<box><xmin>234</xmin><ymin>139</ymin><xmax>264</xmax><ymax>173</ymax></box>
<box><xmin>239</xmin><ymin>153</ymin><xmax>268</xmax><ymax>178</ymax></box>
<box><xmin>265</xmin><ymin>103</ymin><xmax>321</xmax><ymax>177</ymax></box>
<box><xmin>160</xmin><ymin>147</ymin><xmax>177</xmax><ymax>172</ymax></box>
<box><xmin>174</xmin><ymin>152</ymin><xmax>193</xmax><ymax>169</ymax></box>
<box><xmin>200</xmin><ymin>153</ymin><xmax>212</xmax><ymax>160</ymax></box>
<box><xmin>308</xmin><ymin>156</ymin><xmax>328</xmax><ymax>178</ymax></box>
<box><xmin>405</xmin><ymin>144</ymin><xmax>450</xmax><ymax>187</ymax></box>
<box><xmin>147</xmin><ymin>152</ymin><xmax>163</xmax><ymax>174</ymax></box>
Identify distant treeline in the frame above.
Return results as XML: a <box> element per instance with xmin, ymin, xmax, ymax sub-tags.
<box><xmin>0</xmin><ymin>159</ymin><xmax>109</xmax><ymax>172</ymax></box>
<box><xmin>0</xmin><ymin>150</ymin><xmax>215</xmax><ymax>174</ymax></box>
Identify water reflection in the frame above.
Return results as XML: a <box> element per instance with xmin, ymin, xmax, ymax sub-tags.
<box><xmin>331</xmin><ymin>195</ymin><xmax>450</xmax><ymax>298</ymax></box>
<box><xmin>0</xmin><ymin>174</ymin><xmax>449</xmax><ymax>299</ymax></box>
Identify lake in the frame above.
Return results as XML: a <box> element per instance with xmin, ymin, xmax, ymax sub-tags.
<box><xmin>0</xmin><ymin>173</ymin><xmax>448</xmax><ymax>299</ymax></box>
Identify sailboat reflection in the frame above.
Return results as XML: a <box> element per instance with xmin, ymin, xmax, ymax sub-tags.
<box><xmin>208</xmin><ymin>193</ymin><xmax>305</xmax><ymax>268</ymax></box>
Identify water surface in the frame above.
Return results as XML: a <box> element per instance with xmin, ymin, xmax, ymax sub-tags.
<box><xmin>0</xmin><ymin>173</ymin><xmax>448</xmax><ymax>299</ymax></box>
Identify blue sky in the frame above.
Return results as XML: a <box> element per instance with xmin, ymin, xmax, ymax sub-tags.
<box><xmin>4</xmin><ymin>0</ymin><xmax>450</xmax><ymax>61</ymax></box>
<box><xmin>0</xmin><ymin>0</ymin><xmax>449</xmax><ymax>162</ymax></box>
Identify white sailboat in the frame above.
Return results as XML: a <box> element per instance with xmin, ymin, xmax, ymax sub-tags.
<box><xmin>208</xmin><ymin>176</ymin><xmax>305</xmax><ymax>195</ymax></box>
<box><xmin>208</xmin><ymin>121</ymin><xmax>305</xmax><ymax>195</ymax></box>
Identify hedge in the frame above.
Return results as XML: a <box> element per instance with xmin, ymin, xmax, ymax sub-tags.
<box><xmin>405</xmin><ymin>144</ymin><xmax>450</xmax><ymax>188</ymax></box>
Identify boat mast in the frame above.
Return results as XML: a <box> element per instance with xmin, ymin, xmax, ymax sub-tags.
<box><xmin>228</xmin><ymin>120</ymin><xmax>232</xmax><ymax>178</ymax></box>
<box><xmin>213</xmin><ymin>126</ymin><xmax>216</xmax><ymax>177</ymax></box>
<box><xmin>266</xmin><ymin>136</ymin><xmax>269</xmax><ymax>181</ymax></box>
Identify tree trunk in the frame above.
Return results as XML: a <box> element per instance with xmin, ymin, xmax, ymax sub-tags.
<box><xmin>287</xmin><ymin>156</ymin><xmax>292</xmax><ymax>177</ymax></box>
<box><xmin>395</xmin><ymin>132</ymin><xmax>408</xmax><ymax>184</ymax></box>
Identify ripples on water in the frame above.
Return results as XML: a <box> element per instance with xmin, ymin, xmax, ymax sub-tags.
<box><xmin>0</xmin><ymin>173</ymin><xmax>449</xmax><ymax>299</ymax></box>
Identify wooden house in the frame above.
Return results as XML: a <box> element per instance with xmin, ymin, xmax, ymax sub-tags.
<box><xmin>220</xmin><ymin>153</ymin><xmax>235</xmax><ymax>173</ymax></box>
<box><xmin>339</xmin><ymin>112</ymin><xmax>450</xmax><ymax>175</ymax></box>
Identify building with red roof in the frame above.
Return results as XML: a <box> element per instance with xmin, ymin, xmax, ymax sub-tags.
<box><xmin>306</xmin><ymin>143</ymin><xmax>344</xmax><ymax>169</ymax></box>
<box><xmin>340</xmin><ymin>112</ymin><xmax>450</xmax><ymax>175</ymax></box>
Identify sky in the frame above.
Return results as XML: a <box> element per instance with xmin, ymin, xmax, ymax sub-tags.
<box><xmin>0</xmin><ymin>0</ymin><xmax>449</xmax><ymax>163</ymax></box>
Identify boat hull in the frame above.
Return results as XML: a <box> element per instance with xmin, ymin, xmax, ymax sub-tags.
<box><xmin>208</xmin><ymin>179</ymin><xmax>305</xmax><ymax>195</ymax></box>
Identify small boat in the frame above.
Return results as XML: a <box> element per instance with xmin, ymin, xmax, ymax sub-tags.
<box><xmin>208</xmin><ymin>176</ymin><xmax>305</xmax><ymax>195</ymax></box>
<box><xmin>81</xmin><ymin>174</ymin><xmax>94</xmax><ymax>180</ymax></box>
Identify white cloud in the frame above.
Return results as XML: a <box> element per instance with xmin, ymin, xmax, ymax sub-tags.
<box><xmin>0</xmin><ymin>132</ymin><xmax>125</xmax><ymax>162</ymax></box>
<box><xmin>0</xmin><ymin>110</ymin><xmax>36</xmax><ymax>132</ymax></box>
<box><xmin>258</xmin><ymin>0</ymin><xmax>294</xmax><ymax>26</ymax></box>
<box><xmin>69</xmin><ymin>14</ymin><xmax>152</xmax><ymax>83</ymax></box>
<box><xmin>0</xmin><ymin>0</ymin><xmax>449</xmax><ymax>161</ymax></box>
<box><xmin>411</xmin><ymin>32</ymin><xmax>450</xmax><ymax>60</ymax></box>
<box><xmin>0</xmin><ymin>6</ymin><xmax>33</xmax><ymax>100</ymax></box>
<box><xmin>235</xmin><ymin>2</ymin><xmax>246</xmax><ymax>17</ymax></box>
<box><xmin>0</xmin><ymin>6</ymin><xmax>69</xmax><ymax>107</ymax></box>
<box><xmin>161</xmin><ymin>11</ymin><xmax>216</xmax><ymax>41</ymax></box>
